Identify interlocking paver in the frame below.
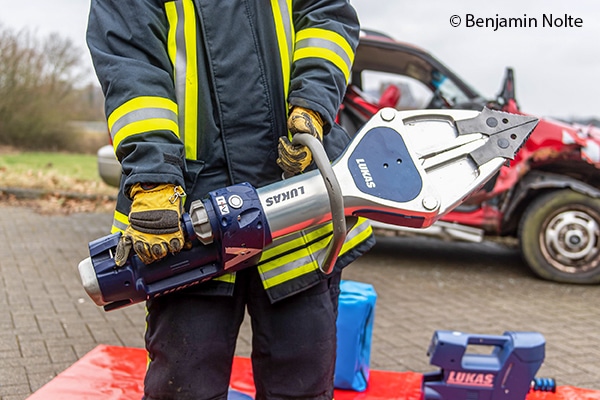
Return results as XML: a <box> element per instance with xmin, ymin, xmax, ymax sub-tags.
<box><xmin>0</xmin><ymin>204</ymin><xmax>599</xmax><ymax>400</ymax></box>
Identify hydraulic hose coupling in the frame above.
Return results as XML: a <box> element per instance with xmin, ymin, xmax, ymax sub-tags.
<box><xmin>530</xmin><ymin>377</ymin><xmax>557</xmax><ymax>392</ymax></box>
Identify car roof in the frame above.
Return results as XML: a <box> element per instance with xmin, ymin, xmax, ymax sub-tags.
<box><xmin>360</xmin><ymin>29</ymin><xmax>429</xmax><ymax>53</ymax></box>
<box><xmin>355</xmin><ymin>30</ymin><xmax>482</xmax><ymax>100</ymax></box>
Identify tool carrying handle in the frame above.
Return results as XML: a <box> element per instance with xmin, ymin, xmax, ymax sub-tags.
<box><xmin>460</xmin><ymin>334</ymin><xmax>513</xmax><ymax>370</ymax></box>
<box><xmin>291</xmin><ymin>133</ymin><xmax>347</xmax><ymax>275</ymax></box>
<box><xmin>466</xmin><ymin>334</ymin><xmax>511</xmax><ymax>349</ymax></box>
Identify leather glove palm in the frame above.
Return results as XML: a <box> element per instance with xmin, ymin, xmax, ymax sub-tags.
<box><xmin>114</xmin><ymin>183</ymin><xmax>186</xmax><ymax>266</ymax></box>
<box><xmin>277</xmin><ymin>106</ymin><xmax>324</xmax><ymax>176</ymax></box>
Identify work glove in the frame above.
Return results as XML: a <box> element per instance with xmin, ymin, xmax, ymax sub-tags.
<box><xmin>114</xmin><ymin>183</ymin><xmax>186</xmax><ymax>266</ymax></box>
<box><xmin>277</xmin><ymin>106</ymin><xmax>324</xmax><ymax>176</ymax></box>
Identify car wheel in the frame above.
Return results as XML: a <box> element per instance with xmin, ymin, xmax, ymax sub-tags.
<box><xmin>519</xmin><ymin>189</ymin><xmax>600</xmax><ymax>284</ymax></box>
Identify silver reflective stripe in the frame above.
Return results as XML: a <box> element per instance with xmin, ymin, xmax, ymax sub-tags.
<box><xmin>259</xmin><ymin>218</ymin><xmax>372</xmax><ymax>283</ymax></box>
<box><xmin>110</xmin><ymin>108</ymin><xmax>178</xmax><ymax>142</ymax></box>
<box><xmin>338</xmin><ymin>218</ymin><xmax>373</xmax><ymax>257</ymax></box>
<box><xmin>270</xmin><ymin>0</ymin><xmax>294</xmax><ymax>101</ymax></box>
<box><xmin>112</xmin><ymin>217</ymin><xmax>128</xmax><ymax>233</ymax></box>
<box><xmin>295</xmin><ymin>37</ymin><xmax>352</xmax><ymax>73</ymax></box>
<box><xmin>260</xmin><ymin>253</ymin><xmax>318</xmax><ymax>281</ymax></box>
<box><xmin>260</xmin><ymin>223</ymin><xmax>332</xmax><ymax>259</ymax></box>
<box><xmin>343</xmin><ymin>218</ymin><xmax>371</xmax><ymax>246</ymax></box>
<box><xmin>276</xmin><ymin>0</ymin><xmax>293</xmax><ymax>63</ymax></box>
<box><xmin>173</xmin><ymin>1</ymin><xmax>188</xmax><ymax>148</ymax></box>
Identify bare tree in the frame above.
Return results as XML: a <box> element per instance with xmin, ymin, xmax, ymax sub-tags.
<box><xmin>0</xmin><ymin>23</ymin><xmax>92</xmax><ymax>150</ymax></box>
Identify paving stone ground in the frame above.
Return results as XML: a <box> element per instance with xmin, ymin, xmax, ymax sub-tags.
<box><xmin>0</xmin><ymin>205</ymin><xmax>598</xmax><ymax>399</ymax></box>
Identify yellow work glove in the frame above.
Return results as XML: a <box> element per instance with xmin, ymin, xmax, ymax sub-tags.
<box><xmin>114</xmin><ymin>183</ymin><xmax>186</xmax><ymax>266</ymax></box>
<box><xmin>277</xmin><ymin>106</ymin><xmax>324</xmax><ymax>176</ymax></box>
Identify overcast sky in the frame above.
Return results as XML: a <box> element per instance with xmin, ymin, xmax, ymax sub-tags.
<box><xmin>1</xmin><ymin>0</ymin><xmax>598</xmax><ymax>119</ymax></box>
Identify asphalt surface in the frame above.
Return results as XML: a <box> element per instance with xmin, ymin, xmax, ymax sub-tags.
<box><xmin>1</xmin><ymin>204</ymin><xmax>599</xmax><ymax>399</ymax></box>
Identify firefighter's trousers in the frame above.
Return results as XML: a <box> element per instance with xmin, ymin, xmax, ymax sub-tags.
<box><xmin>143</xmin><ymin>266</ymin><xmax>341</xmax><ymax>400</ymax></box>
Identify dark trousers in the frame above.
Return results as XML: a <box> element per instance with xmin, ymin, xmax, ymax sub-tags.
<box><xmin>143</xmin><ymin>267</ymin><xmax>341</xmax><ymax>400</ymax></box>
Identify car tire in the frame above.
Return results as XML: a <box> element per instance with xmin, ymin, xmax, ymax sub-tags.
<box><xmin>519</xmin><ymin>189</ymin><xmax>600</xmax><ymax>284</ymax></box>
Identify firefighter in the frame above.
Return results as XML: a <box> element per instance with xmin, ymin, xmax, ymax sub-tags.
<box><xmin>87</xmin><ymin>1</ymin><xmax>375</xmax><ymax>399</ymax></box>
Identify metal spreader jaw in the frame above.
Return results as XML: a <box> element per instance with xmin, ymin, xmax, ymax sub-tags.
<box><xmin>260</xmin><ymin>107</ymin><xmax>538</xmax><ymax>268</ymax></box>
<box><xmin>335</xmin><ymin>107</ymin><xmax>537</xmax><ymax>227</ymax></box>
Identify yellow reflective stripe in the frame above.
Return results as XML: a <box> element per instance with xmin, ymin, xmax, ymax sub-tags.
<box><xmin>111</xmin><ymin>210</ymin><xmax>129</xmax><ymax>234</ymax></box>
<box><xmin>296</xmin><ymin>28</ymin><xmax>354</xmax><ymax>64</ymax></box>
<box><xmin>294</xmin><ymin>47</ymin><xmax>350</xmax><ymax>83</ymax></box>
<box><xmin>108</xmin><ymin>97</ymin><xmax>179</xmax><ymax>149</ymax></box>
<box><xmin>108</xmin><ymin>97</ymin><xmax>177</xmax><ymax>129</ymax></box>
<box><xmin>261</xmin><ymin>233</ymin><xmax>331</xmax><ymax>288</ymax></box>
<box><xmin>340</xmin><ymin>218</ymin><xmax>373</xmax><ymax>256</ymax></box>
<box><xmin>258</xmin><ymin>225</ymin><xmax>332</xmax><ymax>286</ymax></box>
<box><xmin>114</xmin><ymin>119</ymin><xmax>180</xmax><ymax>150</ymax></box>
<box><xmin>293</xmin><ymin>28</ymin><xmax>354</xmax><ymax>83</ymax></box>
<box><xmin>260</xmin><ymin>241</ymin><xmax>320</xmax><ymax>275</ymax></box>
<box><xmin>181</xmin><ymin>0</ymin><xmax>198</xmax><ymax>159</ymax></box>
<box><xmin>262</xmin><ymin>260</ymin><xmax>318</xmax><ymax>289</ymax></box>
<box><xmin>110</xmin><ymin>210</ymin><xmax>129</xmax><ymax>233</ymax></box>
<box><xmin>166</xmin><ymin>0</ymin><xmax>199</xmax><ymax>160</ymax></box>
<box><xmin>213</xmin><ymin>272</ymin><xmax>236</xmax><ymax>283</ymax></box>
<box><xmin>259</xmin><ymin>222</ymin><xmax>333</xmax><ymax>266</ymax></box>
<box><xmin>165</xmin><ymin>3</ymin><xmax>178</xmax><ymax>64</ymax></box>
<box><xmin>270</xmin><ymin>0</ymin><xmax>293</xmax><ymax>101</ymax></box>
<box><xmin>145</xmin><ymin>305</ymin><xmax>151</xmax><ymax>368</ymax></box>
<box><xmin>260</xmin><ymin>218</ymin><xmax>372</xmax><ymax>289</ymax></box>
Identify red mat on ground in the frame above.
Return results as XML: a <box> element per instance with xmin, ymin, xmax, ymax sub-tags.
<box><xmin>27</xmin><ymin>345</ymin><xmax>600</xmax><ymax>400</ymax></box>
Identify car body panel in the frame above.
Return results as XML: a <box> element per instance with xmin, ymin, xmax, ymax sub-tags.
<box><xmin>340</xmin><ymin>32</ymin><xmax>600</xmax><ymax>283</ymax></box>
<box><xmin>97</xmin><ymin>144</ymin><xmax>121</xmax><ymax>188</ymax></box>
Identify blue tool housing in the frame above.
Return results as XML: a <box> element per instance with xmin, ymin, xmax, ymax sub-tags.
<box><xmin>422</xmin><ymin>330</ymin><xmax>546</xmax><ymax>400</ymax></box>
<box><xmin>87</xmin><ymin>183</ymin><xmax>270</xmax><ymax>311</ymax></box>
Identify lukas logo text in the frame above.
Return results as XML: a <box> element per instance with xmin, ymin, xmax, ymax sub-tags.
<box><xmin>447</xmin><ymin>371</ymin><xmax>495</xmax><ymax>387</ymax></box>
<box><xmin>265</xmin><ymin>186</ymin><xmax>305</xmax><ymax>207</ymax></box>
<box><xmin>356</xmin><ymin>158</ymin><xmax>376</xmax><ymax>188</ymax></box>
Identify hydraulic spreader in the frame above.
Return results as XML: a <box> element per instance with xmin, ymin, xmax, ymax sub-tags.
<box><xmin>78</xmin><ymin>107</ymin><xmax>538</xmax><ymax>311</ymax></box>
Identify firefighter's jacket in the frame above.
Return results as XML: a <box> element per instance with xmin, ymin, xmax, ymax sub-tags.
<box><xmin>87</xmin><ymin>0</ymin><xmax>374</xmax><ymax>302</ymax></box>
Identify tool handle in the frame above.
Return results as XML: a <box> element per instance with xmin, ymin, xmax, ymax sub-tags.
<box><xmin>466</xmin><ymin>334</ymin><xmax>510</xmax><ymax>348</ymax></box>
<box><xmin>292</xmin><ymin>133</ymin><xmax>346</xmax><ymax>275</ymax></box>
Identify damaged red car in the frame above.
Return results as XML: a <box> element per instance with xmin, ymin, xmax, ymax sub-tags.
<box><xmin>340</xmin><ymin>31</ymin><xmax>600</xmax><ymax>284</ymax></box>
